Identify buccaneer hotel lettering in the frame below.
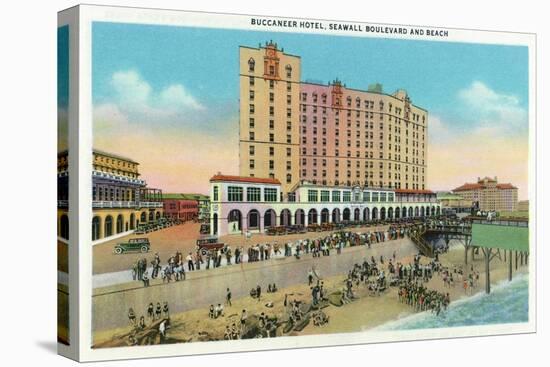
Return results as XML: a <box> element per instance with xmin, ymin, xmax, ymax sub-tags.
<box><xmin>209</xmin><ymin>41</ymin><xmax>439</xmax><ymax>236</ymax></box>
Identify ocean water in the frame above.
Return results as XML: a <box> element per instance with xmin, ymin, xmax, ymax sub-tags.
<box><xmin>377</xmin><ymin>273</ymin><xmax>529</xmax><ymax>331</ymax></box>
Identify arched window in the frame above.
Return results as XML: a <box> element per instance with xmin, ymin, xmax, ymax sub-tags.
<box><xmin>116</xmin><ymin>214</ymin><xmax>124</xmax><ymax>234</ymax></box>
<box><xmin>60</xmin><ymin>215</ymin><xmax>69</xmax><ymax>240</ymax></box>
<box><xmin>248</xmin><ymin>58</ymin><xmax>255</xmax><ymax>72</ymax></box>
<box><xmin>104</xmin><ymin>215</ymin><xmax>113</xmax><ymax>237</ymax></box>
<box><xmin>92</xmin><ymin>216</ymin><xmax>101</xmax><ymax>241</ymax></box>
<box><xmin>130</xmin><ymin>213</ymin><xmax>135</xmax><ymax>230</ymax></box>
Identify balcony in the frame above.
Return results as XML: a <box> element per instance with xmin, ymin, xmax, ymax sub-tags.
<box><xmin>92</xmin><ymin>201</ymin><xmax>163</xmax><ymax>209</ymax></box>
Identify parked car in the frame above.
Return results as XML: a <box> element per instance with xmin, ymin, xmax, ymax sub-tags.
<box><xmin>199</xmin><ymin>223</ymin><xmax>210</xmax><ymax>235</ymax></box>
<box><xmin>196</xmin><ymin>236</ymin><xmax>225</xmax><ymax>256</ymax></box>
<box><xmin>114</xmin><ymin>238</ymin><xmax>151</xmax><ymax>254</ymax></box>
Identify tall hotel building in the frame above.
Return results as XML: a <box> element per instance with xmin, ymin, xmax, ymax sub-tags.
<box><xmin>239</xmin><ymin>41</ymin><xmax>428</xmax><ymax>196</ymax></box>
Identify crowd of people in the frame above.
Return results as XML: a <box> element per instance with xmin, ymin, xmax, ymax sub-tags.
<box><xmin>115</xmin><ymin>216</ymin><xmax>479</xmax><ymax>344</ymax></box>
<box><xmin>126</xmin><ymin>301</ymin><xmax>171</xmax><ymax>343</ymax></box>
<box><xmin>398</xmin><ymin>282</ymin><xmax>450</xmax><ymax>315</ymax></box>
<box><xmin>128</xmin><ymin>220</ymin><xmax>426</xmax><ymax>286</ymax></box>
<box><xmin>440</xmin><ymin>264</ymin><xmax>480</xmax><ymax>294</ymax></box>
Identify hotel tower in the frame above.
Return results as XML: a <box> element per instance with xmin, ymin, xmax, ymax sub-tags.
<box><xmin>239</xmin><ymin>41</ymin><xmax>428</xmax><ymax>197</ymax></box>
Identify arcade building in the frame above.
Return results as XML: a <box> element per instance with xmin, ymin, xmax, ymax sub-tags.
<box><xmin>209</xmin><ymin>174</ymin><xmax>440</xmax><ymax>237</ymax></box>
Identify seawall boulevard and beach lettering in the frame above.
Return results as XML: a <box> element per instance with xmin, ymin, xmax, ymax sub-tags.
<box><xmin>250</xmin><ymin>18</ymin><xmax>449</xmax><ymax>37</ymax></box>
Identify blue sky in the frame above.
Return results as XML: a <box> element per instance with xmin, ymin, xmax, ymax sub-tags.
<box><xmin>58</xmin><ymin>25</ymin><xmax>69</xmax><ymax>110</ymax></box>
<box><xmin>91</xmin><ymin>22</ymin><xmax>530</xmax><ymax>198</ymax></box>
<box><xmin>58</xmin><ymin>25</ymin><xmax>69</xmax><ymax>151</ymax></box>
<box><xmin>92</xmin><ymin>22</ymin><xmax>528</xmax><ymax>129</ymax></box>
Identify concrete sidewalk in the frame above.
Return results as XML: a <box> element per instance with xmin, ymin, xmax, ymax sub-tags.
<box><xmin>92</xmin><ymin>235</ymin><xmax>408</xmax><ymax>289</ymax></box>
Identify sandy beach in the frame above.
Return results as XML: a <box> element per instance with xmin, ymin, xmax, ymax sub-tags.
<box><xmin>93</xmin><ymin>243</ymin><xmax>528</xmax><ymax>347</ymax></box>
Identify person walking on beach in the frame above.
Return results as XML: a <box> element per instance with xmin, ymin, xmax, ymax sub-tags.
<box><xmin>155</xmin><ymin>302</ymin><xmax>162</xmax><ymax>320</ymax></box>
<box><xmin>255</xmin><ymin>284</ymin><xmax>262</xmax><ymax>301</ymax></box>
<box><xmin>240</xmin><ymin>309</ymin><xmax>248</xmax><ymax>336</ymax></box>
<box><xmin>163</xmin><ymin>301</ymin><xmax>169</xmax><ymax>318</ymax></box>
<box><xmin>226</xmin><ymin>287</ymin><xmax>232</xmax><ymax>306</ymax></box>
<box><xmin>128</xmin><ymin>307</ymin><xmax>136</xmax><ymax>326</ymax></box>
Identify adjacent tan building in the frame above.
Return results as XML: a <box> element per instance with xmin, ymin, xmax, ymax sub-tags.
<box><xmin>452</xmin><ymin>176</ymin><xmax>518</xmax><ymax>212</ymax></box>
<box><xmin>517</xmin><ymin>200</ymin><xmax>529</xmax><ymax>212</ymax></box>
<box><xmin>239</xmin><ymin>41</ymin><xmax>428</xmax><ymax>197</ymax></box>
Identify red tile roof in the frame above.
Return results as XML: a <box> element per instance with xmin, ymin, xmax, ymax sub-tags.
<box><xmin>452</xmin><ymin>183</ymin><xmax>484</xmax><ymax>192</ymax></box>
<box><xmin>209</xmin><ymin>174</ymin><xmax>281</xmax><ymax>185</ymax></box>
<box><xmin>395</xmin><ymin>189</ymin><xmax>435</xmax><ymax>195</ymax></box>
<box><xmin>453</xmin><ymin>182</ymin><xmax>517</xmax><ymax>192</ymax></box>
<box><xmin>496</xmin><ymin>183</ymin><xmax>517</xmax><ymax>190</ymax></box>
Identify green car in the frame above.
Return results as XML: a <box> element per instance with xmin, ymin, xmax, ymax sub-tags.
<box><xmin>114</xmin><ymin>238</ymin><xmax>151</xmax><ymax>254</ymax></box>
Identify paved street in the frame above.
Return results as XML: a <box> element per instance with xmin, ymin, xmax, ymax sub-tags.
<box><xmin>92</xmin><ymin>237</ymin><xmax>417</xmax><ymax>332</ymax></box>
<box><xmin>92</xmin><ymin>222</ymin><xmax>398</xmax><ymax>274</ymax></box>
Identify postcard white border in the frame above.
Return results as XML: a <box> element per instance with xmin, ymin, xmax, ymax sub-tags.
<box><xmin>70</xmin><ymin>4</ymin><xmax>536</xmax><ymax>362</ymax></box>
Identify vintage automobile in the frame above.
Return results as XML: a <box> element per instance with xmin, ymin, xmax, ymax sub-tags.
<box><xmin>266</xmin><ymin>226</ymin><xmax>287</xmax><ymax>235</ymax></box>
<box><xmin>199</xmin><ymin>223</ymin><xmax>210</xmax><ymax>235</ymax></box>
<box><xmin>307</xmin><ymin>223</ymin><xmax>321</xmax><ymax>232</ymax></box>
<box><xmin>196</xmin><ymin>236</ymin><xmax>225</xmax><ymax>256</ymax></box>
<box><xmin>114</xmin><ymin>238</ymin><xmax>151</xmax><ymax>254</ymax></box>
<box><xmin>320</xmin><ymin>223</ymin><xmax>334</xmax><ymax>232</ymax></box>
<box><xmin>134</xmin><ymin>225</ymin><xmax>146</xmax><ymax>235</ymax></box>
<box><xmin>265</xmin><ymin>227</ymin><xmax>278</xmax><ymax>236</ymax></box>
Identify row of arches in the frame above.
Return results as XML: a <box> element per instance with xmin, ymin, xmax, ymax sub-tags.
<box><xmin>216</xmin><ymin>206</ymin><xmax>440</xmax><ymax>235</ymax></box>
<box><xmin>91</xmin><ymin>210</ymin><xmax>162</xmax><ymax>241</ymax></box>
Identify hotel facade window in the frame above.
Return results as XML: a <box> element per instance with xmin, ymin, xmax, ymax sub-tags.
<box><xmin>228</xmin><ymin>186</ymin><xmax>243</xmax><ymax>202</ymax></box>
<box><xmin>247</xmin><ymin>187</ymin><xmax>261</xmax><ymax>202</ymax></box>
<box><xmin>264</xmin><ymin>188</ymin><xmax>278</xmax><ymax>202</ymax></box>
<box><xmin>343</xmin><ymin>191</ymin><xmax>351</xmax><ymax>202</ymax></box>
<box><xmin>363</xmin><ymin>192</ymin><xmax>371</xmax><ymax>202</ymax></box>
<box><xmin>308</xmin><ymin>189</ymin><xmax>319</xmax><ymax>202</ymax></box>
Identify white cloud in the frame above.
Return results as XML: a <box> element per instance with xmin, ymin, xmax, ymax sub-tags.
<box><xmin>108</xmin><ymin>69</ymin><xmax>204</xmax><ymax>120</ymax></box>
<box><xmin>458</xmin><ymin>81</ymin><xmax>527</xmax><ymax>129</ymax></box>
<box><xmin>159</xmin><ymin>84</ymin><xmax>204</xmax><ymax>111</ymax></box>
<box><xmin>111</xmin><ymin>70</ymin><xmax>151</xmax><ymax>108</ymax></box>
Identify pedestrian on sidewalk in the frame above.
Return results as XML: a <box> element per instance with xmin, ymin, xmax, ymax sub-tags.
<box><xmin>187</xmin><ymin>252</ymin><xmax>194</xmax><ymax>271</ymax></box>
